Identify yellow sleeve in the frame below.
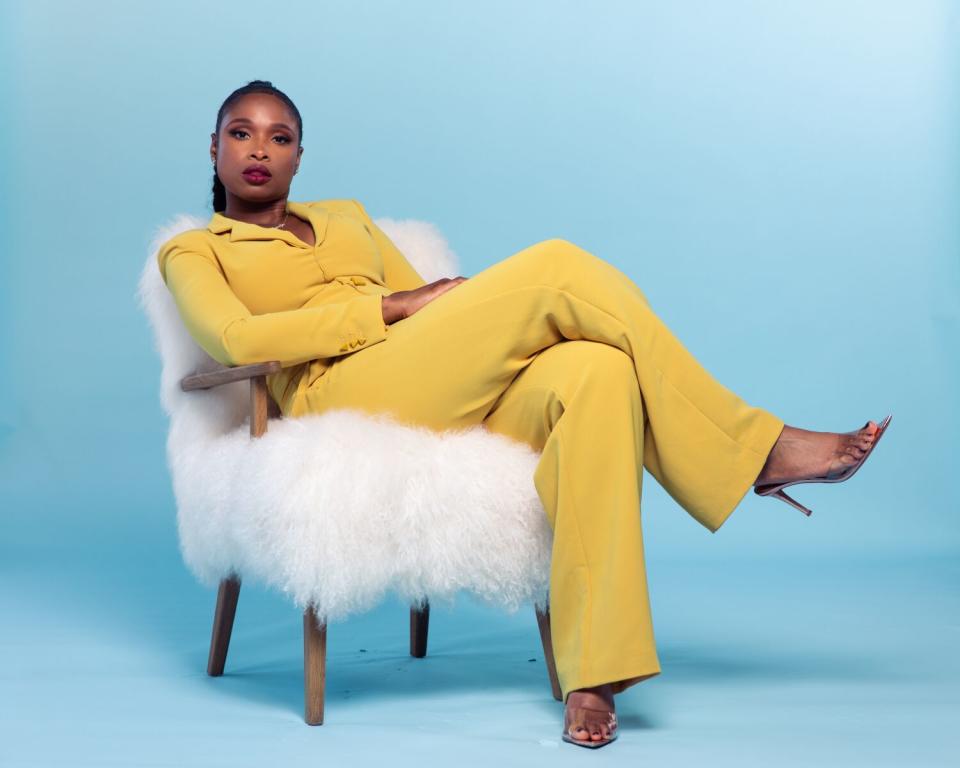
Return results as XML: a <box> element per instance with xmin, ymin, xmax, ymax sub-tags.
<box><xmin>157</xmin><ymin>235</ymin><xmax>389</xmax><ymax>367</ymax></box>
<box><xmin>351</xmin><ymin>199</ymin><xmax>429</xmax><ymax>291</ymax></box>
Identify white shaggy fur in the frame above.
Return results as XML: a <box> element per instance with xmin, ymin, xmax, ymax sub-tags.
<box><xmin>137</xmin><ymin>212</ymin><xmax>552</xmax><ymax>622</ymax></box>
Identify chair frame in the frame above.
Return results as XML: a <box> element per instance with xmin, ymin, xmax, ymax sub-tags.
<box><xmin>180</xmin><ymin>363</ymin><xmax>563</xmax><ymax>724</ymax></box>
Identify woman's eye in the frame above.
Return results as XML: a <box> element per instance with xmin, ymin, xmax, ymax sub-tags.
<box><xmin>228</xmin><ymin>130</ymin><xmax>288</xmax><ymax>143</ymax></box>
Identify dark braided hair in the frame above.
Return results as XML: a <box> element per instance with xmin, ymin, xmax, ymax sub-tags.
<box><xmin>212</xmin><ymin>80</ymin><xmax>303</xmax><ymax>213</ymax></box>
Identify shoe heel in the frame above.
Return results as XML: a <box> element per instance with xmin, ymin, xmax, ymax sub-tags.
<box><xmin>773</xmin><ymin>488</ymin><xmax>813</xmax><ymax>517</ymax></box>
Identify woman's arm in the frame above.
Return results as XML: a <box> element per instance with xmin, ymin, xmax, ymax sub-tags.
<box><xmin>158</xmin><ymin>233</ymin><xmax>390</xmax><ymax>367</ymax></box>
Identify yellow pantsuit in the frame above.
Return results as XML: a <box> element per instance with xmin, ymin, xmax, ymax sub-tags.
<box><xmin>159</xmin><ymin>198</ymin><xmax>786</xmax><ymax>703</ymax></box>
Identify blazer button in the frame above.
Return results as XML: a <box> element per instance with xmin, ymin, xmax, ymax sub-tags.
<box><xmin>351</xmin><ymin>276</ymin><xmax>367</xmax><ymax>285</ymax></box>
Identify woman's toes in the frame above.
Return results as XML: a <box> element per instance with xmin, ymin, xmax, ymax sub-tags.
<box><xmin>569</xmin><ymin>721</ymin><xmax>609</xmax><ymax>741</ymax></box>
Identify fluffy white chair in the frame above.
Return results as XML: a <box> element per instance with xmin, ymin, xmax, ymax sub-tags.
<box><xmin>137</xmin><ymin>211</ymin><xmax>561</xmax><ymax>724</ymax></box>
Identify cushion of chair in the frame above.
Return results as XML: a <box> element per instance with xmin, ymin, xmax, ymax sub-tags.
<box><xmin>138</xmin><ymin>212</ymin><xmax>552</xmax><ymax>622</ymax></box>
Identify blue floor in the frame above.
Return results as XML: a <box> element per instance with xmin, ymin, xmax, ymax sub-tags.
<box><xmin>2</xmin><ymin>526</ymin><xmax>956</xmax><ymax>767</ymax></box>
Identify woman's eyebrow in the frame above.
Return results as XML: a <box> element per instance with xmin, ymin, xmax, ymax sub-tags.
<box><xmin>225</xmin><ymin>117</ymin><xmax>293</xmax><ymax>131</ymax></box>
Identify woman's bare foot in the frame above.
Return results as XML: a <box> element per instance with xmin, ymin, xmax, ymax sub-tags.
<box><xmin>564</xmin><ymin>683</ymin><xmax>617</xmax><ymax>743</ymax></box>
<box><xmin>755</xmin><ymin>421</ymin><xmax>882</xmax><ymax>488</ymax></box>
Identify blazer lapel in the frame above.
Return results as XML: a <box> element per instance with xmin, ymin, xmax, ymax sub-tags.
<box><xmin>207</xmin><ymin>201</ymin><xmax>329</xmax><ymax>248</ymax></box>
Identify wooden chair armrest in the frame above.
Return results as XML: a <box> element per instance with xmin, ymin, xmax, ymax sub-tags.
<box><xmin>180</xmin><ymin>361</ymin><xmax>282</xmax><ymax>391</ymax></box>
<box><xmin>179</xmin><ymin>361</ymin><xmax>284</xmax><ymax>436</ymax></box>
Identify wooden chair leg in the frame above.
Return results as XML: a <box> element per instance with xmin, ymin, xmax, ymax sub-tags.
<box><xmin>207</xmin><ymin>575</ymin><xmax>241</xmax><ymax>677</ymax></box>
<box><xmin>410</xmin><ymin>599</ymin><xmax>430</xmax><ymax>658</ymax></box>
<box><xmin>535</xmin><ymin>600</ymin><xmax>563</xmax><ymax>701</ymax></box>
<box><xmin>304</xmin><ymin>605</ymin><xmax>327</xmax><ymax>725</ymax></box>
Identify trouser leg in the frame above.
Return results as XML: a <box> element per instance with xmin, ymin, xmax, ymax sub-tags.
<box><xmin>483</xmin><ymin>339</ymin><xmax>661</xmax><ymax>702</ymax></box>
<box><xmin>290</xmin><ymin>237</ymin><xmax>785</xmax><ymax>532</ymax></box>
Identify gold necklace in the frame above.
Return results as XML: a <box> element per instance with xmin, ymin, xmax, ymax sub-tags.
<box><xmin>271</xmin><ymin>211</ymin><xmax>290</xmax><ymax>229</ymax></box>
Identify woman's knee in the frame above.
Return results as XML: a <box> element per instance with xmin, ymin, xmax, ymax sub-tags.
<box><xmin>546</xmin><ymin>239</ymin><xmax>652</xmax><ymax>306</ymax></box>
<box><xmin>585</xmin><ymin>341</ymin><xmax>636</xmax><ymax>381</ymax></box>
<box><xmin>535</xmin><ymin>237</ymin><xmax>591</xmax><ymax>263</ymax></box>
<box><xmin>515</xmin><ymin>238</ymin><xmax>597</xmax><ymax>281</ymax></box>
<box><xmin>559</xmin><ymin>340</ymin><xmax>638</xmax><ymax>392</ymax></box>
<box><xmin>511</xmin><ymin>238</ymin><xmax>651</xmax><ymax>306</ymax></box>
<box><xmin>565</xmin><ymin>342</ymin><xmax>644</xmax><ymax>422</ymax></box>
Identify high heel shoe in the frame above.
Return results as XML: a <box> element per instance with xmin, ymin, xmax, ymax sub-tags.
<box><xmin>753</xmin><ymin>414</ymin><xmax>892</xmax><ymax>516</ymax></box>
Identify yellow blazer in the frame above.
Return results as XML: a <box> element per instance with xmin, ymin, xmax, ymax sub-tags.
<box><xmin>157</xmin><ymin>198</ymin><xmax>428</xmax><ymax>412</ymax></box>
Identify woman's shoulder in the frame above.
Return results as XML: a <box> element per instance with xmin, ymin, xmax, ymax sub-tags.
<box><xmin>301</xmin><ymin>198</ymin><xmax>369</xmax><ymax>219</ymax></box>
<box><xmin>155</xmin><ymin>225</ymin><xmax>219</xmax><ymax>280</ymax></box>
<box><xmin>157</xmin><ymin>226</ymin><xmax>215</xmax><ymax>257</ymax></box>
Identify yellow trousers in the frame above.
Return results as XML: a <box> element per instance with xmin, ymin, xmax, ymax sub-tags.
<box><xmin>287</xmin><ymin>238</ymin><xmax>786</xmax><ymax>702</ymax></box>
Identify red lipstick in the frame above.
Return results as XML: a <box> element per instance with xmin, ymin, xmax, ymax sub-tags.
<box><xmin>242</xmin><ymin>164</ymin><xmax>272</xmax><ymax>184</ymax></box>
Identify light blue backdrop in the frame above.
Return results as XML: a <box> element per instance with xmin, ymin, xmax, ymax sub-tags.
<box><xmin>4</xmin><ymin>0</ymin><xmax>955</xmax><ymax>558</ymax></box>
<box><xmin>2</xmin><ymin>2</ymin><xmax>957</xmax><ymax>765</ymax></box>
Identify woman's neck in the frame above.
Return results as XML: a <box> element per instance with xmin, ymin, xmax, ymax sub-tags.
<box><xmin>223</xmin><ymin>195</ymin><xmax>289</xmax><ymax>226</ymax></box>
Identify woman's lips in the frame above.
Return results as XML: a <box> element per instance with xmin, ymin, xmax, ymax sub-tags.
<box><xmin>242</xmin><ymin>171</ymin><xmax>271</xmax><ymax>184</ymax></box>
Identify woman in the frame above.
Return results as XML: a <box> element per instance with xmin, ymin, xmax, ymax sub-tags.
<box><xmin>157</xmin><ymin>80</ymin><xmax>890</xmax><ymax>748</ymax></box>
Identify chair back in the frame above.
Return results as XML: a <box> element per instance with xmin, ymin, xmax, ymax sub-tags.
<box><xmin>137</xmin><ymin>215</ymin><xmax>553</xmax><ymax>615</ymax></box>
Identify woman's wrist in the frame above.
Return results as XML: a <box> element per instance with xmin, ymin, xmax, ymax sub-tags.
<box><xmin>381</xmin><ymin>294</ymin><xmax>404</xmax><ymax>325</ymax></box>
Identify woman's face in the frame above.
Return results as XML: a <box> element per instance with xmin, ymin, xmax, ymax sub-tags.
<box><xmin>210</xmin><ymin>93</ymin><xmax>303</xmax><ymax>204</ymax></box>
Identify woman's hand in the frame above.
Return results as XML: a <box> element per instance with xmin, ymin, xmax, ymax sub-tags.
<box><xmin>381</xmin><ymin>277</ymin><xmax>469</xmax><ymax>324</ymax></box>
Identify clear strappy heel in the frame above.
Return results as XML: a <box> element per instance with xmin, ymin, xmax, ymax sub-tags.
<box><xmin>562</xmin><ymin>703</ymin><xmax>619</xmax><ymax>748</ymax></box>
<box><xmin>753</xmin><ymin>414</ymin><xmax>892</xmax><ymax>516</ymax></box>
